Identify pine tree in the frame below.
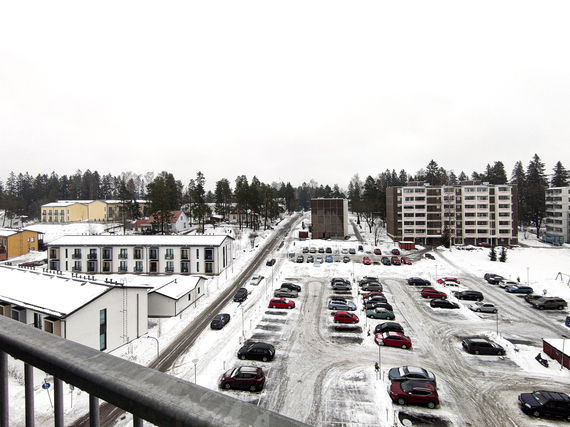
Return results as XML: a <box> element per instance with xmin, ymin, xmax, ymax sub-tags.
<box><xmin>489</xmin><ymin>246</ymin><xmax>497</xmax><ymax>261</ymax></box>
<box><xmin>510</xmin><ymin>161</ymin><xmax>527</xmax><ymax>227</ymax></box>
<box><xmin>551</xmin><ymin>161</ymin><xmax>569</xmax><ymax>188</ymax></box>
<box><xmin>499</xmin><ymin>246</ymin><xmax>507</xmax><ymax>262</ymax></box>
<box><xmin>525</xmin><ymin>154</ymin><xmax>549</xmax><ymax>237</ymax></box>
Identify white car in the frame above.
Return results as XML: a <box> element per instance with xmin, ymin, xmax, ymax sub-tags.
<box><xmin>498</xmin><ymin>279</ymin><xmax>518</xmax><ymax>288</ymax></box>
<box><xmin>342</xmin><ymin>248</ymin><xmax>349</xmax><ymax>254</ymax></box>
<box><xmin>469</xmin><ymin>301</ymin><xmax>498</xmax><ymax>313</ymax></box>
<box><xmin>250</xmin><ymin>275</ymin><xmax>264</xmax><ymax>286</ymax></box>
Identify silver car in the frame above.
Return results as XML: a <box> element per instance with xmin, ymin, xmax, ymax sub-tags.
<box><xmin>328</xmin><ymin>300</ymin><xmax>356</xmax><ymax>311</ymax></box>
<box><xmin>469</xmin><ymin>301</ymin><xmax>497</xmax><ymax>313</ymax></box>
<box><xmin>274</xmin><ymin>288</ymin><xmax>298</xmax><ymax>298</ymax></box>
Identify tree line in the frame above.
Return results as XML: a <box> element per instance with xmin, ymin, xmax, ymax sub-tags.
<box><xmin>0</xmin><ymin>155</ymin><xmax>567</xmax><ymax>236</ymax></box>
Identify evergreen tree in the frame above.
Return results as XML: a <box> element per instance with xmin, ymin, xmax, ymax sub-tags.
<box><xmin>441</xmin><ymin>224</ymin><xmax>451</xmax><ymax>248</ymax></box>
<box><xmin>525</xmin><ymin>154</ymin><xmax>548</xmax><ymax>237</ymax></box>
<box><xmin>499</xmin><ymin>246</ymin><xmax>507</xmax><ymax>262</ymax></box>
<box><xmin>510</xmin><ymin>161</ymin><xmax>526</xmax><ymax>226</ymax></box>
<box><xmin>551</xmin><ymin>161</ymin><xmax>569</xmax><ymax>187</ymax></box>
<box><xmin>489</xmin><ymin>245</ymin><xmax>497</xmax><ymax>261</ymax></box>
<box><xmin>214</xmin><ymin>178</ymin><xmax>232</xmax><ymax>219</ymax></box>
<box><xmin>458</xmin><ymin>171</ymin><xmax>468</xmax><ymax>182</ymax></box>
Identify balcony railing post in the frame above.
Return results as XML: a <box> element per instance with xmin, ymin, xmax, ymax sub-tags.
<box><xmin>133</xmin><ymin>415</ymin><xmax>143</xmax><ymax>427</ymax></box>
<box><xmin>1</xmin><ymin>351</ymin><xmax>8</xmax><ymax>427</ymax></box>
<box><xmin>54</xmin><ymin>377</ymin><xmax>63</xmax><ymax>427</ymax></box>
<box><xmin>89</xmin><ymin>395</ymin><xmax>99</xmax><ymax>427</ymax></box>
<box><xmin>24</xmin><ymin>363</ymin><xmax>34</xmax><ymax>427</ymax></box>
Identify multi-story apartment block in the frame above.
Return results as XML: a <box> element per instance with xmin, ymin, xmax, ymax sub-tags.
<box><xmin>47</xmin><ymin>235</ymin><xmax>233</xmax><ymax>275</ymax></box>
<box><xmin>311</xmin><ymin>198</ymin><xmax>349</xmax><ymax>239</ymax></box>
<box><xmin>40</xmin><ymin>199</ymin><xmax>150</xmax><ymax>223</ymax></box>
<box><xmin>386</xmin><ymin>181</ymin><xmax>518</xmax><ymax>246</ymax></box>
<box><xmin>545</xmin><ymin>187</ymin><xmax>570</xmax><ymax>244</ymax></box>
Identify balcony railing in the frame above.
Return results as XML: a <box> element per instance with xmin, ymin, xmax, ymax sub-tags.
<box><xmin>0</xmin><ymin>316</ymin><xmax>307</xmax><ymax>427</ymax></box>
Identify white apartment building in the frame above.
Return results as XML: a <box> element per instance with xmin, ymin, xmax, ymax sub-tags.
<box><xmin>47</xmin><ymin>235</ymin><xmax>233</xmax><ymax>276</ymax></box>
<box><xmin>545</xmin><ymin>187</ymin><xmax>570</xmax><ymax>244</ymax></box>
<box><xmin>386</xmin><ymin>181</ymin><xmax>518</xmax><ymax>246</ymax></box>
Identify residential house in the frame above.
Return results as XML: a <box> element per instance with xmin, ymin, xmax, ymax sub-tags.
<box><xmin>40</xmin><ymin>200</ymin><xmax>150</xmax><ymax>223</ymax></box>
<box><xmin>148</xmin><ymin>276</ymin><xmax>208</xmax><ymax>317</ymax></box>
<box><xmin>0</xmin><ymin>228</ymin><xmax>44</xmax><ymax>261</ymax></box>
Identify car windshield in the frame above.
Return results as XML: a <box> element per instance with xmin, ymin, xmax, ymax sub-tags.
<box><xmin>531</xmin><ymin>391</ymin><xmax>548</xmax><ymax>405</ymax></box>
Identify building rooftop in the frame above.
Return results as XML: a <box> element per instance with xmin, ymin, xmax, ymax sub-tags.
<box><xmin>47</xmin><ymin>234</ymin><xmax>233</xmax><ymax>247</ymax></box>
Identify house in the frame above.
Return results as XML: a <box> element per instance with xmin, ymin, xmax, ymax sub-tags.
<box><xmin>0</xmin><ymin>265</ymin><xmax>149</xmax><ymax>352</ymax></box>
<box><xmin>0</xmin><ymin>228</ymin><xmax>44</xmax><ymax>261</ymax></box>
<box><xmin>145</xmin><ymin>210</ymin><xmax>190</xmax><ymax>234</ymax></box>
<box><xmin>40</xmin><ymin>200</ymin><xmax>151</xmax><ymax>223</ymax></box>
<box><xmin>47</xmin><ymin>235</ymin><xmax>234</xmax><ymax>276</ymax></box>
<box><xmin>148</xmin><ymin>276</ymin><xmax>208</xmax><ymax>317</ymax></box>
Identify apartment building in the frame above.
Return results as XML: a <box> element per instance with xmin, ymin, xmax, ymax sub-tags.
<box><xmin>47</xmin><ymin>235</ymin><xmax>233</xmax><ymax>275</ymax></box>
<box><xmin>311</xmin><ymin>198</ymin><xmax>349</xmax><ymax>240</ymax></box>
<box><xmin>40</xmin><ymin>199</ymin><xmax>150</xmax><ymax>223</ymax></box>
<box><xmin>386</xmin><ymin>181</ymin><xmax>518</xmax><ymax>246</ymax></box>
<box><xmin>545</xmin><ymin>187</ymin><xmax>570</xmax><ymax>244</ymax></box>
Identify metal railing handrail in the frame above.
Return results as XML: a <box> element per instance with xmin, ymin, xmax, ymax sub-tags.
<box><xmin>0</xmin><ymin>316</ymin><xmax>308</xmax><ymax>427</ymax></box>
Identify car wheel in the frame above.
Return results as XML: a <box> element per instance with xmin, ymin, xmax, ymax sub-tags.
<box><xmin>558</xmin><ymin>305</ymin><xmax>564</xmax><ymax>310</ymax></box>
<box><xmin>270</xmin><ymin>305</ymin><xmax>275</xmax><ymax>309</ymax></box>
<box><xmin>427</xmin><ymin>401</ymin><xmax>436</xmax><ymax>409</ymax></box>
<box><xmin>397</xmin><ymin>398</ymin><xmax>406</xmax><ymax>405</ymax></box>
<box><xmin>351</xmin><ymin>321</ymin><xmax>356</xmax><ymax>324</ymax></box>
<box><xmin>262</xmin><ymin>357</ymin><xmax>268</xmax><ymax>362</ymax></box>
<box><xmin>224</xmin><ymin>383</ymin><xmax>231</xmax><ymax>390</ymax></box>
<box><xmin>401</xmin><ymin>344</ymin><xmax>407</xmax><ymax>349</ymax></box>
<box><xmin>287</xmin><ymin>306</ymin><xmax>292</xmax><ymax>309</ymax></box>
<box><xmin>335</xmin><ymin>320</ymin><xmax>340</xmax><ymax>324</ymax></box>
<box><xmin>539</xmin><ymin>306</ymin><xmax>544</xmax><ymax>310</ymax></box>
<box><xmin>249</xmin><ymin>385</ymin><xmax>257</xmax><ymax>392</ymax></box>
<box><xmin>492</xmin><ymin>309</ymin><xmax>497</xmax><ymax>313</ymax></box>
<box><xmin>474</xmin><ymin>350</ymin><xmax>480</xmax><ymax>355</ymax></box>
<box><xmin>533</xmin><ymin>410</ymin><xmax>540</xmax><ymax>417</ymax></box>
<box><xmin>476</xmin><ymin>308</ymin><xmax>481</xmax><ymax>312</ymax></box>
<box><xmin>240</xmin><ymin>355</ymin><xmax>246</xmax><ymax>360</ymax></box>
<box><xmin>500</xmin><ymin>350</ymin><xmax>505</xmax><ymax>356</ymax></box>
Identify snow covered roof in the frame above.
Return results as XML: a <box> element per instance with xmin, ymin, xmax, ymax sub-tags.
<box><xmin>47</xmin><ymin>234</ymin><xmax>234</xmax><ymax>247</ymax></box>
<box><xmin>0</xmin><ymin>266</ymin><xmax>149</xmax><ymax>318</ymax></box>
<box><xmin>0</xmin><ymin>229</ymin><xmax>19</xmax><ymax>237</ymax></box>
<box><xmin>42</xmin><ymin>201</ymin><xmax>88</xmax><ymax>207</ymax></box>
<box><xmin>151</xmin><ymin>276</ymin><xmax>206</xmax><ymax>300</ymax></box>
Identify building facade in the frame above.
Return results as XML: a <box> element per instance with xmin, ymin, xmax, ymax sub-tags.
<box><xmin>545</xmin><ymin>187</ymin><xmax>570</xmax><ymax>244</ymax></box>
<box><xmin>47</xmin><ymin>235</ymin><xmax>233</xmax><ymax>276</ymax></box>
<box><xmin>40</xmin><ymin>200</ymin><xmax>150</xmax><ymax>223</ymax></box>
<box><xmin>386</xmin><ymin>181</ymin><xmax>518</xmax><ymax>246</ymax></box>
<box><xmin>311</xmin><ymin>198</ymin><xmax>349</xmax><ymax>240</ymax></box>
<box><xmin>0</xmin><ymin>228</ymin><xmax>44</xmax><ymax>261</ymax></box>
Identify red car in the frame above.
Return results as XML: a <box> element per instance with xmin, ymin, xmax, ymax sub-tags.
<box><xmin>421</xmin><ymin>289</ymin><xmax>447</xmax><ymax>299</ymax></box>
<box><xmin>391</xmin><ymin>248</ymin><xmax>401</xmax><ymax>255</ymax></box>
<box><xmin>268</xmin><ymin>298</ymin><xmax>295</xmax><ymax>309</ymax></box>
<box><xmin>374</xmin><ymin>248</ymin><xmax>382</xmax><ymax>255</ymax></box>
<box><xmin>334</xmin><ymin>311</ymin><xmax>359</xmax><ymax>324</ymax></box>
<box><xmin>362</xmin><ymin>256</ymin><xmax>371</xmax><ymax>265</ymax></box>
<box><xmin>375</xmin><ymin>331</ymin><xmax>412</xmax><ymax>349</ymax></box>
<box><xmin>219</xmin><ymin>366</ymin><xmax>266</xmax><ymax>392</ymax></box>
<box><xmin>391</xmin><ymin>256</ymin><xmax>401</xmax><ymax>265</ymax></box>
<box><xmin>437</xmin><ymin>277</ymin><xmax>460</xmax><ymax>284</ymax></box>
<box><xmin>363</xmin><ymin>291</ymin><xmax>384</xmax><ymax>300</ymax></box>
<box><xmin>400</xmin><ymin>256</ymin><xmax>412</xmax><ymax>265</ymax></box>
<box><xmin>388</xmin><ymin>380</ymin><xmax>439</xmax><ymax>408</ymax></box>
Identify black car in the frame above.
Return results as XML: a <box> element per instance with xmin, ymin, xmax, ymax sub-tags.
<box><xmin>326</xmin><ymin>247</ymin><xmax>332</xmax><ymax>253</ymax></box>
<box><xmin>296</xmin><ymin>255</ymin><xmax>304</xmax><ymax>263</ymax></box>
<box><xmin>374</xmin><ymin>322</ymin><xmax>404</xmax><ymax>334</ymax></box>
<box><xmin>210</xmin><ymin>313</ymin><xmax>231</xmax><ymax>330</ymax></box>
<box><xmin>462</xmin><ymin>338</ymin><xmax>505</xmax><ymax>355</ymax></box>
<box><xmin>281</xmin><ymin>282</ymin><xmax>301</xmax><ymax>292</ymax></box>
<box><xmin>342</xmin><ymin>256</ymin><xmax>350</xmax><ymax>263</ymax></box>
<box><xmin>233</xmin><ymin>288</ymin><xmax>248</xmax><ymax>302</ymax></box>
<box><xmin>381</xmin><ymin>257</ymin><xmax>391</xmax><ymax>266</ymax></box>
<box><xmin>266</xmin><ymin>259</ymin><xmax>276</xmax><ymax>266</ymax></box>
<box><xmin>365</xmin><ymin>295</ymin><xmax>388</xmax><ymax>304</ymax></box>
<box><xmin>237</xmin><ymin>342</ymin><xmax>275</xmax><ymax>362</ymax></box>
<box><xmin>349</xmin><ymin>248</ymin><xmax>356</xmax><ymax>254</ymax></box>
<box><xmin>307</xmin><ymin>255</ymin><xmax>314</xmax><ymax>263</ymax></box>
<box><xmin>519</xmin><ymin>390</ymin><xmax>570</xmax><ymax>420</ymax></box>
<box><xmin>388</xmin><ymin>366</ymin><xmax>437</xmax><ymax>385</ymax></box>
<box><xmin>408</xmin><ymin>277</ymin><xmax>431</xmax><ymax>286</ymax></box>
<box><xmin>487</xmin><ymin>275</ymin><xmax>504</xmax><ymax>284</ymax></box>
<box><xmin>364</xmin><ymin>301</ymin><xmax>393</xmax><ymax>312</ymax></box>
<box><xmin>430</xmin><ymin>299</ymin><xmax>460</xmax><ymax>309</ymax></box>
<box><xmin>358</xmin><ymin>245</ymin><xmax>364</xmax><ymax>252</ymax></box>
<box><xmin>425</xmin><ymin>253</ymin><xmax>435</xmax><ymax>260</ymax></box>
<box><xmin>453</xmin><ymin>290</ymin><xmax>484</xmax><ymax>301</ymax></box>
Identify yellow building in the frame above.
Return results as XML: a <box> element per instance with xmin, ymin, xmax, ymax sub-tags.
<box><xmin>40</xmin><ymin>200</ymin><xmax>151</xmax><ymax>223</ymax></box>
<box><xmin>0</xmin><ymin>229</ymin><xmax>44</xmax><ymax>261</ymax></box>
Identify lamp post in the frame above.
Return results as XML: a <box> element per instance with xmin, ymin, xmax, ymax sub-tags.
<box><xmin>192</xmin><ymin>358</ymin><xmax>199</xmax><ymax>383</ymax></box>
<box><xmin>378</xmin><ymin>340</ymin><xmax>382</xmax><ymax>380</ymax></box>
<box><xmin>241</xmin><ymin>305</ymin><xmax>245</xmax><ymax>341</ymax></box>
<box><xmin>527</xmin><ymin>267</ymin><xmax>530</xmax><ymax>285</ymax></box>
<box><xmin>142</xmin><ymin>336</ymin><xmax>159</xmax><ymax>361</ymax></box>
<box><xmin>496</xmin><ymin>309</ymin><xmax>499</xmax><ymax>336</ymax></box>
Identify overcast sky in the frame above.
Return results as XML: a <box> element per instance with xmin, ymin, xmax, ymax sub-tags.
<box><xmin>1</xmin><ymin>1</ymin><xmax>569</xmax><ymax>192</ymax></box>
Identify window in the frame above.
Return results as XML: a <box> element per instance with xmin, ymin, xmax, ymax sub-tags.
<box><xmin>477</xmin><ymin>196</ymin><xmax>488</xmax><ymax>201</ymax></box>
<box><xmin>477</xmin><ymin>204</ymin><xmax>488</xmax><ymax>209</ymax></box>
<box><xmin>205</xmin><ymin>248</ymin><xmax>214</xmax><ymax>261</ymax></box>
<box><xmin>135</xmin><ymin>261</ymin><xmax>143</xmax><ymax>272</ymax></box>
<box><xmin>181</xmin><ymin>249</ymin><xmax>189</xmax><ymax>259</ymax></box>
<box><xmin>477</xmin><ymin>221</ymin><xmax>488</xmax><ymax>226</ymax></box>
<box><xmin>34</xmin><ymin>313</ymin><xmax>42</xmax><ymax>330</ymax></box>
<box><xmin>477</xmin><ymin>213</ymin><xmax>488</xmax><ymax>217</ymax></box>
<box><xmin>134</xmin><ymin>248</ymin><xmax>142</xmax><ymax>259</ymax></box>
<box><xmin>119</xmin><ymin>248</ymin><xmax>128</xmax><ymax>259</ymax></box>
<box><xmin>149</xmin><ymin>248</ymin><xmax>158</xmax><ymax>260</ymax></box>
<box><xmin>181</xmin><ymin>261</ymin><xmax>189</xmax><ymax>273</ymax></box>
<box><xmin>498</xmin><ymin>187</ymin><xmax>509</xmax><ymax>192</ymax></box>
<box><xmin>196</xmin><ymin>262</ymin><xmax>200</xmax><ymax>272</ymax></box>
<box><xmin>102</xmin><ymin>248</ymin><xmax>112</xmax><ymax>259</ymax></box>
<box><xmin>119</xmin><ymin>261</ymin><xmax>128</xmax><ymax>272</ymax></box>
<box><xmin>405</xmin><ymin>197</ymin><xmax>414</xmax><ymax>202</ymax></box>
<box><xmin>100</xmin><ymin>309</ymin><xmax>107</xmax><ymax>351</ymax></box>
<box><xmin>103</xmin><ymin>261</ymin><xmax>111</xmax><ymax>272</ymax></box>
<box><xmin>166</xmin><ymin>261</ymin><xmax>174</xmax><ymax>272</ymax></box>
<box><xmin>498</xmin><ymin>204</ymin><xmax>509</xmax><ymax>209</ymax></box>
<box><xmin>72</xmin><ymin>249</ymin><xmax>82</xmax><ymax>259</ymax></box>
<box><xmin>165</xmin><ymin>248</ymin><xmax>174</xmax><ymax>259</ymax></box>
<box><xmin>73</xmin><ymin>261</ymin><xmax>82</xmax><ymax>272</ymax></box>
<box><xmin>498</xmin><ymin>195</ymin><xmax>510</xmax><ymax>200</ymax></box>
<box><xmin>205</xmin><ymin>263</ymin><xmax>213</xmax><ymax>273</ymax></box>
<box><xmin>465</xmin><ymin>196</ymin><xmax>475</xmax><ymax>201</ymax></box>
<box><xmin>477</xmin><ymin>187</ymin><xmax>487</xmax><ymax>192</ymax></box>
<box><xmin>88</xmin><ymin>248</ymin><xmax>97</xmax><ymax>259</ymax></box>
<box><xmin>465</xmin><ymin>204</ymin><xmax>475</xmax><ymax>209</ymax></box>
<box><xmin>196</xmin><ymin>249</ymin><xmax>200</xmax><ymax>259</ymax></box>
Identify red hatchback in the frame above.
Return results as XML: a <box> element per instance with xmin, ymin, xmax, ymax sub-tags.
<box><xmin>268</xmin><ymin>298</ymin><xmax>295</xmax><ymax>309</ymax></box>
<box><xmin>334</xmin><ymin>311</ymin><xmax>359</xmax><ymax>324</ymax></box>
<box><xmin>391</xmin><ymin>248</ymin><xmax>401</xmax><ymax>255</ymax></box>
<box><xmin>362</xmin><ymin>256</ymin><xmax>371</xmax><ymax>265</ymax></box>
<box><xmin>374</xmin><ymin>248</ymin><xmax>382</xmax><ymax>255</ymax></box>
<box><xmin>375</xmin><ymin>331</ymin><xmax>412</xmax><ymax>349</ymax></box>
<box><xmin>391</xmin><ymin>256</ymin><xmax>401</xmax><ymax>265</ymax></box>
<box><xmin>400</xmin><ymin>256</ymin><xmax>412</xmax><ymax>265</ymax></box>
<box><xmin>388</xmin><ymin>380</ymin><xmax>439</xmax><ymax>409</ymax></box>
<box><xmin>421</xmin><ymin>289</ymin><xmax>447</xmax><ymax>299</ymax></box>
<box><xmin>363</xmin><ymin>291</ymin><xmax>384</xmax><ymax>300</ymax></box>
<box><xmin>220</xmin><ymin>366</ymin><xmax>266</xmax><ymax>392</ymax></box>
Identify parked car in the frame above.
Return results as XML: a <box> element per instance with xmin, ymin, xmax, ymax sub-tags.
<box><xmin>329</xmin><ymin>296</ymin><xmax>347</xmax><ymax>304</ymax></box>
<box><xmin>518</xmin><ymin>390</ymin><xmax>570</xmax><ymax>420</ymax></box>
<box><xmin>359</xmin><ymin>276</ymin><xmax>379</xmax><ymax>285</ymax></box>
<box><xmin>442</xmin><ymin>280</ymin><xmax>459</xmax><ymax>287</ymax></box>
<box><xmin>525</xmin><ymin>294</ymin><xmax>542</xmax><ymax>304</ymax></box>
<box><xmin>437</xmin><ymin>277</ymin><xmax>460</xmax><ymax>284</ymax></box>
<box><xmin>219</xmin><ymin>366</ymin><xmax>266</xmax><ymax>392</ymax></box>
<box><xmin>362</xmin><ymin>256</ymin><xmax>371</xmax><ymax>265</ymax></box>
<box><xmin>469</xmin><ymin>302</ymin><xmax>498</xmax><ymax>313</ymax></box>
<box><xmin>462</xmin><ymin>338</ymin><xmax>505</xmax><ymax>355</ymax></box>
<box><xmin>342</xmin><ymin>256</ymin><xmax>351</xmax><ymax>263</ymax></box>
<box><xmin>375</xmin><ymin>331</ymin><xmax>412</xmax><ymax>349</ymax></box>
<box><xmin>498</xmin><ymin>279</ymin><xmax>519</xmax><ymax>288</ymax></box>
<box><xmin>274</xmin><ymin>288</ymin><xmax>298</xmax><ymax>298</ymax></box>
<box><xmin>329</xmin><ymin>300</ymin><xmax>357</xmax><ymax>311</ymax></box>
<box><xmin>268</xmin><ymin>298</ymin><xmax>295</xmax><ymax>309</ymax></box>
<box><xmin>302</xmin><ymin>247</ymin><xmax>309</xmax><ymax>253</ymax></box>
<box><xmin>374</xmin><ymin>248</ymin><xmax>382</xmax><ymax>255</ymax></box>
<box><xmin>364</xmin><ymin>295</ymin><xmax>388</xmax><ymax>305</ymax></box>
<box><xmin>281</xmin><ymin>282</ymin><xmax>301</xmax><ymax>292</ymax></box>
<box><xmin>332</xmin><ymin>281</ymin><xmax>351</xmax><ymax>291</ymax></box>
<box><xmin>363</xmin><ymin>291</ymin><xmax>384</xmax><ymax>299</ymax></box>
<box><xmin>325</xmin><ymin>247</ymin><xmax>332</xmax><ymax>253</ymax></box>
<box><xmin>296</xmin><ymin>255</ymin><xmax>304</xmax><ymax>263</ymax></box>
<box><xmin>530</xmin><ymin>297</ymin><xmax>568</xmax><ymax>310</ymax></box>
<box><xmin>358</xmin><ymin>245</ymin><xmax>364</xmax><ymax>252</ymax></box>
<box><xmin>375</xmin><ymin>322</ymin><xmax>404</xmax><ymax>334</ymax></box>
<box><xmin>361</xmin><ymin>282</ymin><xmax>383</xmax><ymax>292</ymax></box>
<box><xmin>318</xmin><ymin>247</ymin><xmax>325</xmax><ymax>253</ymax></box>
<box><xmin>237</xmin><ymin>342</ymin><xmax>275</xmax><ymax>362</ymax></box>
<box><xmin>316</xmin><ymin>256</ymin><xmax>323</xmax><ymax>263</ymax></box>
<box><xmin>408</xmin><ymin>277</ymin><xmax>431</xmax><ymax>286</ymax></box>
<box><xmin>425</xmin><ymin>253</ymin><xmax>435</xmax><ymax>260</ymax></box>
<box><xmin>453</xmin><ymin>290</ymin><xmax>484</xmax><ymax>301</ymax></box>
<box><xmin>388</xmin><ymin>366</ymin><xmax>436</xmax><ymax>385</ymax></box>
<box><xmin>388</xmin><ymin>380</ymin><xmax>439</xmax><ymax>408</ymax></box>
<box><xmin>210</xmin><ymin>313</ymin><xmax>231</xmax><ymax>329</ymax></box>
<box><xmin>430</xmin><ymin>299</ymin><xmax>460</xmax><ymax>309</ymax></box>
<box><xmin>400</xmin><ymin>256</ymin><xmax>412</xmax><ymax>265</ymax></box>
<box><xmin>391</xmin><ymin>256</ymin><xmax>401</xmax><ymax>265</ymax></box>
<box><xmin>487</xmin><ymin>275</ymin><xmax>505</xmax><ymax>285</ymax></box>
<box><xmin>421</xmin><ymin>289</ymin><xmax>447</xmax><ymax>299</ymax></box>
<box><xmin>331</xmin><ymin>277</ymin><xmax>350</xmax><ymax>286</ymax></box>
<box><xmin>342</xmin><ymin>248</ymin><xmax>349</xmax><ymax>254</ymax></box>
<box><xmin>365</xmin><ymin>302</ymin><xmax>394</xmax><ymax>312</ymax></box>
<box><xmin>505</xmin><ymin>285</ymin><xmax>534</xmax><ymax>294</ymax></box>
<box><xmin>233</xmin><ymin>288</ymin><xmax>248</xmax><ymax>302</ymax></box>
<box><xmin>381</xmin><ymin>257</ymin><xmax>392</xmax><ymax>266</ymax></box>
<box><xmin>309</xmin><ymin>247</ymin><xmax>316</xmax><ymax>253</ymax></box>
<box><xmin>306</xmin><ymin>255</ymin><xmax>314</xmax><ymax>263</ymax></box>
<box><xmin>367</xmin><ymin>307</ymin><xmax>395</xmax><ymax>320</ymax></box>
<box><xmin>349</xmin><ymin>248</ymin><xmax>356</xmax><ymax>254</ymax></box>
<box><xmin>391</xmin><ymin>248</ymin><xmax>401</xmax><ymax>255</ymax></box>
<box><xmin>333</xmin><ymin>311</ymin><xmax>359</xmax><ymax>324</ymax></box>
<box><xmin>266</xmin><ymin>259</ymin><xmax>276</xmax><ymax>266</ymax></box>
<box><xmin>325</xmin><ymin>255</ymin><xmax>333</xmax><ymax>263</ymax></box>
<box><xmin>250</xmin><ymin>275</ymin><xmax>264</xmax><ymax>286</ymax></box>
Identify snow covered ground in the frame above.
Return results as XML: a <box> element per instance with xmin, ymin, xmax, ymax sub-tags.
<box><xmin>5</xmin><ymin>216</ymin><xmax>570</xmax><ymax>426</ymax></box>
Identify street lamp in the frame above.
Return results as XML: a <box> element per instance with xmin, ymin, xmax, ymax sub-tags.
<box><xmin>496</xmin><ymin>309</ymin><xmax>499</xmax><ymax>336</ymax></box>
<box><xmin>142</xmin><ymin>335</ymin><xmax>159</xmax><ymax>361</ymax></box>
<box><xmin>241</xmin><ymin>305</ymin><xmax>245</xmax><ymax>341</ymax></box>
<box><xmin>527</xmin><ymin>267</ymin><xmax>530</xmax><ymax>285</ymax></box>
<box><xmin>192</xmin><ymin>358</ymin><xmax>199</xmax><ymax>383</ymax></box>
